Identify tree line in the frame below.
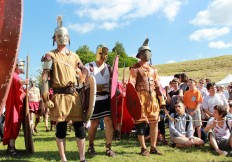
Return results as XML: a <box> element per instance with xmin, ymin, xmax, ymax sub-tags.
<box><xmin>76</xmin><ymin>42</ymin><xmax>138</xmax><ymax>67</ymax></box>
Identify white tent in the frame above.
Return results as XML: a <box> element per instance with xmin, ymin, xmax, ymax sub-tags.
<box><xmin>159</xmin><ymin>76</ymin><xmax>174</xmax><ymax>87</ymax></box>
<box><xmin>216</xmin><ymin>74</ymin><xmax>232</xmax><ymax>87</ymax></box>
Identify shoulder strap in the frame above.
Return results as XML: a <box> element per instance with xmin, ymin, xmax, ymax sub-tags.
<box><xmin>185</xmin><ymin>114</ymin><xmax>190</xmax><ymax>131</ymax></box>
<box><xmin>108</xmin><ymin>65</ymin><xmax>111</xmax><ymax>74</ymax></box>
<box><xmin>89</xmin><ymin>63</ymin><xmax>94</xmax><ymax>73</ymax></box>
<box><xmin>226</xmin><ymin>119</ymin><xmax>231</xmax><ymax>132</ymax></box>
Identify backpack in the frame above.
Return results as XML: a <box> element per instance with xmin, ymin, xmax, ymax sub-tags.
<box><xmin>174</xmin><ymin>113</ymin><xmax>190</xmax><ymax>131</ymax></box>
<box><xmin>225</xmin><ymin>115</ymin><xmax>232</xmax><ymax>133</ymax></box>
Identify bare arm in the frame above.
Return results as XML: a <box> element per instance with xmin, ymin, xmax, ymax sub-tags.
<box><xmin>204</xmin><ymin>119</ymin><xmax>216</xmax><ymax>132</ymax></box>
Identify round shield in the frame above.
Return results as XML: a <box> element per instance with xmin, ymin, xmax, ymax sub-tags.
<box><xmin>126</xmin><ymin>83</ymin><xmax>142</xmax><ymax>120</ymax></box>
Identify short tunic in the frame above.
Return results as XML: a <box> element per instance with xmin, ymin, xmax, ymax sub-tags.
<box><xmin>28</xmin><ymin>86</ymin><xmax>40</xmax><ymax>113</ymax></box>
<box><xmin>47</xmin><ymin>50</ymin><xmax>83</xmax><ymax>122</ymax></box>
<box><xmin>129</xmin><ymin>63</ymin><xmax>160</xmax><ymax>124</ymax></box>
<box><xmin>85</xmin><ymin>61</ymin><xmax>111</xmax><ymax>119</ymax></box>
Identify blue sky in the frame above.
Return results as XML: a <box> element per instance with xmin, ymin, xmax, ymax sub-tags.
<box><xmin>19</xmin><ymin>0</ymin><xmax>232</xmax><ymax>77</ymax></box>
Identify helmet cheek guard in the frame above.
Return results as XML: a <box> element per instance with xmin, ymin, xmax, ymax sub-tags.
<box><xmin>16</xmin><ymin>59</ymin><xmax>25</xmax><ymax>74</ymax></box>
<box><xmin>96</xmin><ymin>44</ymin><xmax>109</xmax><ymax>62</ymax></box>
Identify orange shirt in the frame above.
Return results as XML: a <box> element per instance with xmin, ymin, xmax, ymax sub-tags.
<box><xmin>183</xmin><ymin>89</ymin><xmax>203</xmax><ymax>108</ymax></box>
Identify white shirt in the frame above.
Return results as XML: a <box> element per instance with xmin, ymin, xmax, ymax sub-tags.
<box><xmin>207</xmin><ymin>117</ymin><xmax>232</xmax><ymax>139</ymax></box>
<box><xmin>85</xmin><ymin>61</ymin><xmax>110</xmax><ymax>101</ymax></box>
<box><xmin>202</xmin><ymin>93</ymin><xmax>228</xmax><ymax>113</ymax></box>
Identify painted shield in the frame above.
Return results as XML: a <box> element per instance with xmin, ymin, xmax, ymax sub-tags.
<box><xmin>116</xmin><ymin>82</ymin><xmax>134</xmax><ymax>133</ymax></box>
<box><xmin>81</xmin><ymin>75</ymin><xmax>96</xmax><ymax>123</ymax></box>
<box><xmin>0</xmin><ymin>0</ymin><xmax>23</xmax><ymax>111</ymax></box>
<box><xmin>110</xmin><ymin>55</ymin><xmax>119</xmax><ymax>129</ymax></box>
<box><xmin>126</xmin><ymin>83</ymin><xmax>142</xmax><ymax>120</ymax></box>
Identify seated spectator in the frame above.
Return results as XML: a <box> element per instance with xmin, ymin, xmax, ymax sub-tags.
<box><xmin>169</xmin><ymin>100</ymin><xmax>204</xmax><ymax>148</ymax></box>
<box><xmin>204</xmin><ymin>105</ymin><xmax>232</xmax><ymax>156</ymax></box>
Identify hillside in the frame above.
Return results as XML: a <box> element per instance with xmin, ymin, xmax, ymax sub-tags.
<box><xmin>118</xmin><ymin>55</ymin><xmax>232</xmax><ymax>82</ymax></box>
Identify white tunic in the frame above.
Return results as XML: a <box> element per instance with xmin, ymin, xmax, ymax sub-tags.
<box><xmin>85</xmin><ymin>61</ymin><xmax>110</xmax><ymax>101</ymax></box>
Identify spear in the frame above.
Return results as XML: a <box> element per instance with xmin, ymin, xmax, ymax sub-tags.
<box><xmin>24</xmin><ymin>55</ymin><xmax>34</xmax><ymax>154</ymax></box>
<box><xmin>119</xmin><ymin>61</ymin><xmax>126</xmax><ymax>139</ymax></box>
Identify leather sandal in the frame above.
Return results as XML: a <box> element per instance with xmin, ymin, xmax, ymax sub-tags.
<box><xmin>106</xmin><ymin>149</ymin><xmax>116</xmax><ymax>157</ymax></box>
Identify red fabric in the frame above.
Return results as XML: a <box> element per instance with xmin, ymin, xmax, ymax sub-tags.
<box><xmin>29</xmin><ymin>102</ymin><xmax>40</xmax><ymax>113</ymax></box>
<box><xmin>112</xmin><ymin>82</ymin><xmax>134</xmax><ymax>133</ymax></box>
<box><xmin>3</xmin><ymin>72</ymin><xmax>25</xmax><ymax>145</ymax></box>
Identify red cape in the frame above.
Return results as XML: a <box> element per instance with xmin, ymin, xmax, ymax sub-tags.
<box><xmin>3</xmin><ymin>72</ymin><xmax>25</xmax><ymax>145</ymax></box>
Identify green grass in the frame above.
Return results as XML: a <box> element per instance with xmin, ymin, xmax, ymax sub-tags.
<box><xmin>118</xmin><ymin>55</ymin><xmax>232</xmax><ymax>82</ymax></box>
<box><xmin>0</xmin><ymin>123</ymin><xmax>231</xmax><ymax>162</ymax></box>
<box><xmin>1</xmin><ymin>55</ymin><xmax>231</xmax><ymax>161</ymax></box>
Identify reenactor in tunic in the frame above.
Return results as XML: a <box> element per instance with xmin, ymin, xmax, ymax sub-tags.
<box><xmin>28</xmin><ymin>77</ymin><xmax>41</xmax><ymax>134</ymax></box>
<box><xmin>128</xmin><ymin>38</ymin><xmax>164</xmax><ymax>157</ymax></box>
<box><xmin>85</xmin><ymin>44</ymin><xmax>116</xmax><ymax>157</ymax></box>
<box><xmin>41</xmin><ymin>16</ymin><xmax>87</xmax><ymax>162</ymax></box>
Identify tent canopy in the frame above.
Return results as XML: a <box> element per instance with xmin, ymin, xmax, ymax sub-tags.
<box><xmin>216</xmin><ymin>74</ymin><xmax>232</xmax><ymax>87</ymax></box>
<box><xmin>159</xmin><ymin>76</ymin><xmax>174</xmax><ymax>87</ymax></box>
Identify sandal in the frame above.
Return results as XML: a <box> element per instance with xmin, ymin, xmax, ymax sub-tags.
<box><xmin>87</xmin><ymin>144</ymin><xmax>96</xmax><ymax>156</ymax></box>
<box><xmin>6</xmin><ymin>146</ymin><xmax>17</xmax><ymax>156</ymax></box>
<box><xmin>80</xmin><ymin>160</ymin><xmax>88</xmax><ymax>162</ymax></box>
<box><xmin>106</xmin><ymin>149</ymin><xmax>116</xmax><ymax>157</ymax></box>
<box><xmin>140</xmin><ymin>148</ymin><xmax>150</xmax><ymax>157</ymax></box>
<box><xmin>150</xmin><ymin>146</ymin><xmax>162</xmax><ymax>155</ymax></box>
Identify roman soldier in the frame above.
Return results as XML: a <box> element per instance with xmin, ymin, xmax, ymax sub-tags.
<box><xmin>28</xmin><ymin>77</ymin><xmax>41</xmax><ymax>134</ymax></box>
<box><xmin>85</xmin><ymin>44</ymin><xmax>116</xmax><ymax>157</ymax></box>
<box><xmin>41</xmin><ymin>16</ymin><xmax>87</xmax><ymax>162</ymax></box>
<box><xmin>128</xmin><ymin>38</ymin><xmax>165</xmax><ymax>157</ymax></box>
<box><xmin>3</xmin><ymin>59</ymin><xmax>29</xmax><ymax>155</ymax></box>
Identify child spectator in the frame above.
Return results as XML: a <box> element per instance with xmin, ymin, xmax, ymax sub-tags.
<box><xmin>169</xmin><ymin>100</ymin><xmax>204</xmax><ymax>148</ymax></box>
<box><xmin>204</xmin><ymin>105</ymin><xmax>232</xmax><ymax>156</ymax></box>
<box><xmin>184</xmin><ymin>79</ymin><xmax>203</xmax><ymax>139</ymax></box>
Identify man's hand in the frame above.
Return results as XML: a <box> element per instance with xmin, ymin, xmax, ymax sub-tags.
<box><xmin>42</xmin><ymin>93</ymin><xmax>54</xmax><ymax>109</ymax></box>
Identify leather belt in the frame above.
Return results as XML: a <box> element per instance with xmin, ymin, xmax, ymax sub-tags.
<box><xmin>53</xmin><ymin>87</ymin><xmax>75</xmax><ymax>94</ymax></box>
<box><xmin>96</xmin><ymin>91</ymin><xmax>109</xmax><ymax>96</ymax></box>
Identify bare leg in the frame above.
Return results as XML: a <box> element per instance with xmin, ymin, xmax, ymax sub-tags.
<box><xmin>29</xmin><ymin>112</ymin><xmax>34</xmax><ymax>129</ymax></box>
<box><xmin>138</xmin><ymin>135</ymin><xmax>146</xmax><ymax>149</ymax></box>
<box><xmin>88</xmin><ymin>119</ymin><xmax>100</xmax><ymax>145</ymax></box>
<box><xmin>9</xmin><ymin>139</ymin><xmax>15</xmax><ymax>147</ymax></box>
<box><xmin>34</xmin><ymin>114</ymin><xmax>40</xmax><ymax>133</ymax></box>
<box><xmin>76</xmin><ymin>138</ymin><xmax>85</xmax><ymax>161</ymax></box>
<box><xmin>56</xmin><ymin>138</ymin><xmax>67</xmax><ymax>162</ymax></box>
<box><xmin>209</xmin><ymin>133</ymin><xmax>226</xmax><ymax>155</ymax></box>
<box><xmin>45</xmin><ymin>113</ymin><xmax>49</xmax><ymax>131</ymax></box>
<box><xmin>150</xmin><ymin>122</ymin><xmax>158</xmax><ymax>147</ymax></box>
<box><xmin>104</xmin><ymin>116</ymin><xmax>114</xmax><ymax>146</ymax></box>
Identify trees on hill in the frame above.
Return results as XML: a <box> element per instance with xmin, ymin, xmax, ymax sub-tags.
<box><xmin>76</xmin><ymin>42</ymin><xmax>137</xmax><ymax>67</ymax></box>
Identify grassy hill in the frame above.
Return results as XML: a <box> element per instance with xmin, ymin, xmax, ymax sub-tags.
<box><xmin>118</xmin><ymin>55</ymin><xmax>232</xmax><ymax>82</ymax></box>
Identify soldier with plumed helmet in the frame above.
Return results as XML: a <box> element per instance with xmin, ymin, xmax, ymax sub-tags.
<box><xmin>128</xmin><ymin>38</ymin><xmax>164</xmax><ymax>156</ymax></box>
<box><xmin>84</xmin><ymin>44</ymin><xmax>116</xmax><ymax>157</ymax></box>
<box><xmin>3</xmin><ymin>58</ymin><xmax>29</xmax><ymax>155</ymax></box>
<box><xmin>41</xmin><ymin>16</ymin><xmax>87</xmax><ymax>162</ymax></box>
